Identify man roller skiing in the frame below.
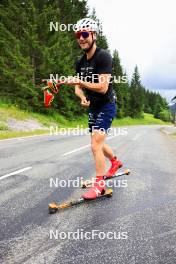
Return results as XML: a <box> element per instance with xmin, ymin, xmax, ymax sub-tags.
<box><xmin>67</xmin><ymin>18</ymin><xmax>123</xmax><ymax>199</ymax></box>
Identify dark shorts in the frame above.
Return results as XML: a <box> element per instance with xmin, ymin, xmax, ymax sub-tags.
<box><xmin>88</xmin><ymin>102</ymin><xmax>116</xmax><ymax>133</ymax></box>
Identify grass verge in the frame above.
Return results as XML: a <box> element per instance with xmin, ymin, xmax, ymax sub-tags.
<box><xmin>0</xmin><ymin>102</ymin><xmax>171</xmax><ymax>139</ymax></box>
<box><xmin>112</xmin><ymin>113</ymin><xmax>171</xmax><ymax>126</ymax></box>
<box><xmin>0</xmin><ymin>130</ymin><xmax>49</xmax><ymax>140</ymax></box>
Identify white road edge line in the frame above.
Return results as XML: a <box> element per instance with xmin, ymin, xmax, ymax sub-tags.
<box><xmin>107</xmin><ymin>135</ymin><xmax>117</xmax><ymax>140</ymax></box>
<box><xmin>62</xmin><ymin>144</ymin><xmax>90</xmax><ymax>156</ymax></box>
<box><xmin>62</xmin><ymin>135</ymin><xmax>118</xmax><ymax>156</ymax></box>
<box><xmin>0</xmin><ymin>167</ymin><xmax>32</xmax><ymax>181</ymax></box>
<box><xmin>132</xmin><ymin>133</ymin><xmax>141</xmax><ymax>141</ymax></box>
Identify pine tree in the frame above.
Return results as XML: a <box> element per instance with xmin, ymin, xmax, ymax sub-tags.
<box><xmin>112</xmin><ymin>50</ymin><xmax>130</xmax><ymax>118</ymax></box>
<box><xmin>129</xmin><ymin>66</ymin><xmax>144</xmax><ymax>118</ymax></box>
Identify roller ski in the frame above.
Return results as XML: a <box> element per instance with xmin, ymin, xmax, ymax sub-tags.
<box><xmin>48</xmin><ymin>188</ymin><xmax>113</xmax><ymax>214</ymax></box>
<box><xmin>81</xmin><ymin>169</ymin><xmax>130</xmax><ymax>188</ymax></box>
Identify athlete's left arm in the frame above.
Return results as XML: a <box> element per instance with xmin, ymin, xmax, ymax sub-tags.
<box><xmin>80</xmin><ymin>74</ymin><xmax>111</xmax><ymax>94</ymax></box>
<box><xmin>65</xmin><ymin>51</ymin><xmax>112</xmax><ymax>93</ymax></box>
<box><xmin>64</xmin><ymin>74</ymin><xmax>110</xmax><ymax>94</ymax></box>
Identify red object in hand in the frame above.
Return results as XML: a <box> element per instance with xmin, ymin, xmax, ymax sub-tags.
<box><xmin>44</xmin><ymin>89</ymin><xmax>54</xmax><ymax>108</ymax></box>
<box><xmin>42</xmin><ymin>79</ymin><xmax>64</xmax><ymax>108</ymax></box>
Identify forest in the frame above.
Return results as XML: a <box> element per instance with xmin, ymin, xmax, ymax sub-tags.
<box><xmin>0</xmin><ymin>0</ymin><xmax>170</xmax><ymax>121</ymax></box>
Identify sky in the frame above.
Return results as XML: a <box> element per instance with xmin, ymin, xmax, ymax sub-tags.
<box><xmin>87</xmin><ymin>0</ymin><xmax>176</xmax><ymax>102</ymax></box>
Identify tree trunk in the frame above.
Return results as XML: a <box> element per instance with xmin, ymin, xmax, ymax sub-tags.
<box><xmin>31</xmin><ymin>56</ymin><xmax>35</xmax><ymax>84</ymax></box>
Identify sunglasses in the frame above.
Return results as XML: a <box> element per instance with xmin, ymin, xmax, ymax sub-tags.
<box><xmin>75</xmin><ymin>31</ymin><xmax>91</xmax><ymax>39</ymax></box>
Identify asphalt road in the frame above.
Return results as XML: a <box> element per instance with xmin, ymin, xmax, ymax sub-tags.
<box><xmin>0</xmin><ymin>125</ymin><xmax>176</xmax><ymax>264</ymax></box>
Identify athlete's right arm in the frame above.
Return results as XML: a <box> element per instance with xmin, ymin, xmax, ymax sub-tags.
<box><xmin>75</xmin><ymin>85</ymin><xmax>90</xmax><ymax>107</ymax></box>
<box><xmin>75</xmin><ymin>59</ymin><xmax>90</xmax><ymax>107</ymax></box>
<box><xmin>75</xmin><ymin>84</ymin><xmax>85</xmax><ymax>100</ymax></box>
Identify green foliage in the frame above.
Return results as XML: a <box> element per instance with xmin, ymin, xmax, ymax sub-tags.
<box><xmin>0</xmin><ymin>121</ymin><xmax>8</xmax><ymax>130</ymax></box>
<box><xmin>0</xmin><ymin>0</ymin><xmax>88</xmax><ymax>114</ymax></box>
<box><xmin>0</xmin><ymin>0</ymin><xmax>169</xmax><ymax>123</ymax></box>
<box><xmin>157</xmin><ymin>109</ymin><xmax>171</xmax><ymax>122</ymax></box>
